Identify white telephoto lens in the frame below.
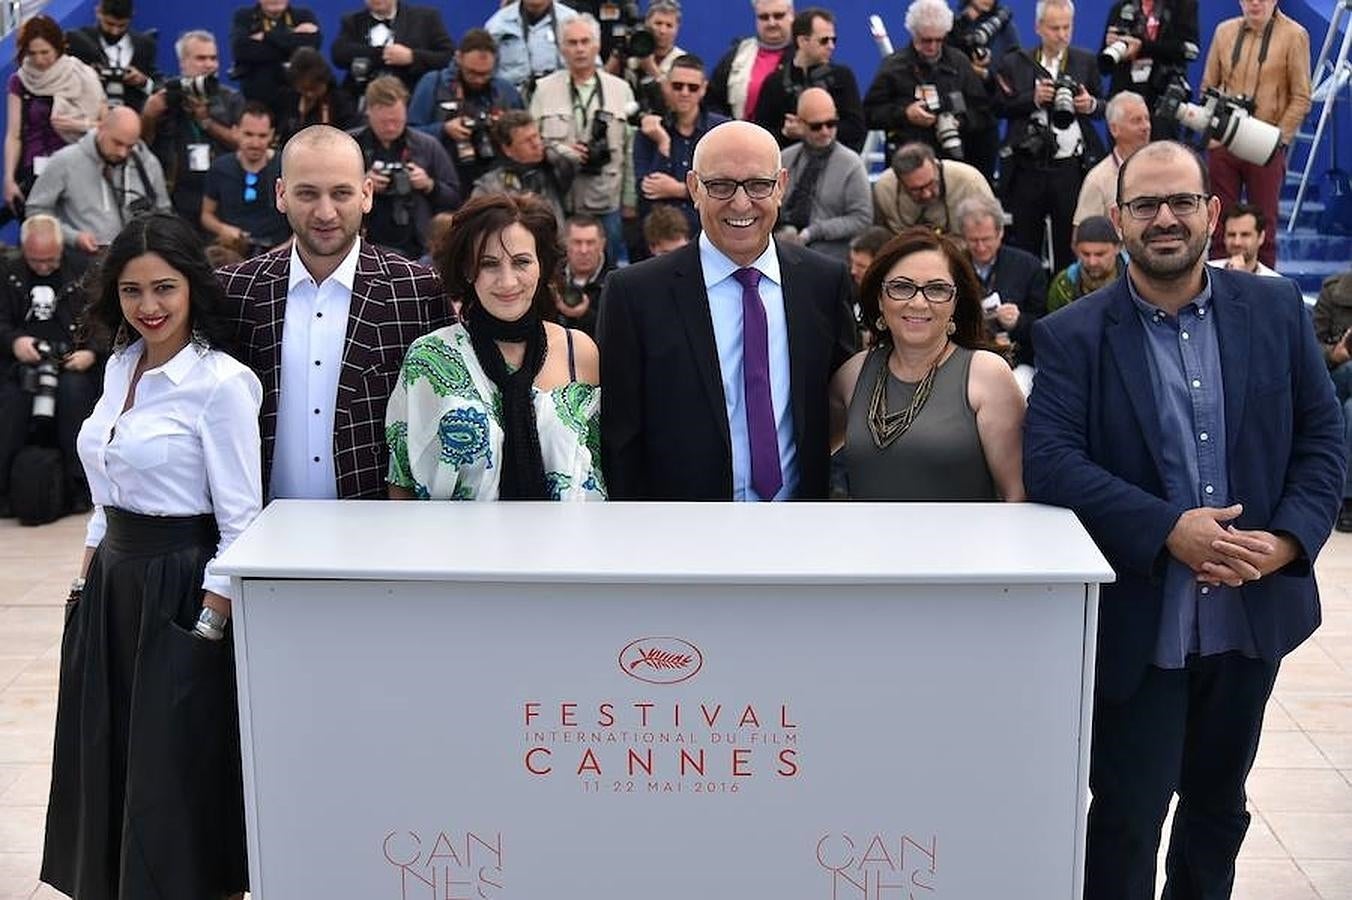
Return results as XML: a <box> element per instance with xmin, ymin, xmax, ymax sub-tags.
<box><xmin>1221</xmin><ymin>114</ymin><xmax>1282</xmax><ymax>166</ymax></box>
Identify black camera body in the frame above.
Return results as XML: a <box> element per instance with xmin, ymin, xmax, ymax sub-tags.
<box><xmin>918</xmin><ymin>84</ymin><xmax>967</xmax><ymax>160</ymax></box>
<box><xmin>958</xmin><ymin>7</ymin><xmax>1012</xmax><ymax>64</ymax></box>
<box><xmin>606</xmin><ymin>1</ymin><xmax>655</xmax><ymax>60</ymax></box>
<box><xmin>1100</xmin><ymin>2</ymin><xmax>1146</xmax><ymax>71</ymax></box>
<box><xmin>20</xmin><ymin>339</ymin><xmax>72</xmax><ymax>421</ymax></box>
<box><xmin>580</xmin><ymin>111</ymin><xmax>615</xmax><ymax>175</ymax></box>
<box><xmin>97</xmin><ymin>65</ymin><xmax>128</xmax><ymax>103</ymax></box>
<box><xmin>373</xmin><ymin>159</ymin><xmax>413</xmax><ymax>196</ymax></box>
<box><xmin>350</xmin><ymin>56</ymin><xmax>374</xmax><ymax>85</ymax></box>
<box><xmin>439</xmin><ymin>101</ymin><xmax>497</xmax><ymax>164</ymax></box>
<box><xmin>1050</xmin><ymin>74</ymin><xmax>1081</xmax><ymax>129</ymax></box>
<box><xmin>1155</xmin><ymin>85</ymin><xmax>1280</xmax><ymax>165</ymax></box>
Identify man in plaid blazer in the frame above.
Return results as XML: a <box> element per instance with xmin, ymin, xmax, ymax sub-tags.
<box><xmin>218</xmin><ymin>125</ymin><xmax>451</xmax><ymax>501</ymax></box>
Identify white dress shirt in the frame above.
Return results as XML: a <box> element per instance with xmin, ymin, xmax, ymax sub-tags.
<box><xmin>1206</xmin><ymin>258</ymin><xmax>1281</xmax><ymax>278</ymax></box>
<box><xmin>77</xmin><ymin>340</ymin><xmax>263</xmax><ymax>600</ymax></box>
<box><xmin>270</xmin><ymin>239</ymin><xmax>361</xmax><ymax>500</ymax></box>
<box><xmin>699</xmin><ymin>233</ymin><xmax>799</xmax><ymax>501</ymax></box>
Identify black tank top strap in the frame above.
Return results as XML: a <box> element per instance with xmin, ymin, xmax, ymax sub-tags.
<box><xmin>566</xmin><ymin>327</ymin><xmax>577</xmax><ymax>382</ymax></box>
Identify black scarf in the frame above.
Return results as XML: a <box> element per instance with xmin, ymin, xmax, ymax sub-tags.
<box><xmin>782</xmin><ymin>142</ymin><xmax>832</xmax><ymax>230</ymax></box>
<box><xmin>463</xmin><ymin>303</ymin><xmax>550</xmax><ymax>500</ymax></box>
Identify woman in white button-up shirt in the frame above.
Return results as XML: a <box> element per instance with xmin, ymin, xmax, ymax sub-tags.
<box><xmin>41</xmin><ymin>213</ymin><xmax>261</xmax><ymax>900</ymax></box>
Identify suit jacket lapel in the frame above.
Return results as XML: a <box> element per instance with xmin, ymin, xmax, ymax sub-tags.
<box><xmin>337</xmin><ymin>242</ymin><xmax>384</xmax><ymax>419</ymax></box>
<box><xmin>673</xmin><ymin>243</ymin><xmax>732</xmax><ymax>453</ymax></box>
<box><xmin>777</xmin><ymin>240</ymin><xmax>808</xmax><ymax>455</ymax></box>
<box><xmin>1104</xmin><ymin>284</ymin><xmax>1169</xmax><ymax>478</ymax></box>
<box><xmin>1212</xmin><ymin>275</ymin><xmax>1250</xmax><ymax>458</ymax></box>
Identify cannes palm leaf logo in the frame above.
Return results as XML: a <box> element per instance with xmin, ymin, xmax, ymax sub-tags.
<box><xmin>619</xmin><ymin>638</ymin><xmax>704</xmax><ymax>684</ymax></box>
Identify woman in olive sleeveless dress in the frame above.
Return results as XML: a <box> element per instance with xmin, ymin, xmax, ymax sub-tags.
<box><xmin>829</xmin><ymin>228</ymin><xmax>1028</xmax><ymax>501</ymax></box>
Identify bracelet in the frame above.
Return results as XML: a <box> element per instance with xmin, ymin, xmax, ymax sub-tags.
<box><xmin>194</xmin><ymin>605</ymin><xmax>228</xmax><ymax>641</ymax></box>
<box><xmin>68</xmin><ymin>577</ymin><xmax>85</xmax><ymax>603</ymax></box>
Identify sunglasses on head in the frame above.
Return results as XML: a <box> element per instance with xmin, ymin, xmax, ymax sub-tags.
<box><xmin>243</xmin><ymin>170</ymin><xmax>260</xmax><ymax>204</ymax></box>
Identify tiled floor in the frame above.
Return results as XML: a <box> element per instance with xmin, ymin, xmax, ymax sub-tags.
<box><xmin>1</xmin><ymin>516</ymin><xmax>1351</xmax><ymax>899</ymax></box>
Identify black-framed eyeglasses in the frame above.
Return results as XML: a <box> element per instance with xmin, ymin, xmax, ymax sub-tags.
<box><xmin>1118</xmin><ymin>192</ymin><xmax>1207</xmax><ymax>220</ymax></box>
<box><xmin>815</xmin><ymin>35</ymin><xmax>837</xmax><ymax>45</ymax></box>
<box><xmin>243</xmin><ymin>170</ymin><xmax>260</xmax><ymax>204</ymax></box>
<box><xmin>756</xmin><ymin>10</ymin><xmax>787</xmax><ymax>20</ymax></box>
<box><xmin>668</xmin><ymin>81</ymin><xmax>702</xmax><ymax>93</ymax></box>
<box><xmin>697</xmin><ymin>176</ymin><xmax>777</xmax><ymax>200</ymax></box>
<box><xmin>883</xmin><ymin>278</ymin><xmax>957</xmax><ymax>304</ymax></box>
<box><xmin>805</xmin><ymin>118</ymin><xmax>839</xmax><ymax>132</ymax></box>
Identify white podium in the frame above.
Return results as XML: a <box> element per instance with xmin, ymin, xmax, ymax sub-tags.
<box><xmin>213</xmin><ymin>500</ymin><xmax>1113</xmax><ymax>900</ymax></box>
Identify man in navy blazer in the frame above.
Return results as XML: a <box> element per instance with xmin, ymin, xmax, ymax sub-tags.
<box><xmin>599</xmin><ymin>120</ymin><xmax>856</xmax><ymax>500</ymax></box>
<box><xmin>1024</xmin><ymin>141</ymin><xmax>1345</xmax><ymax>900</ymax></box>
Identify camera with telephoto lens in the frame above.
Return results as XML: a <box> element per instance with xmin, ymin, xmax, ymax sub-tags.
<box><xmin>1100</xmin><ymin>2</ymin><xmax>1145</xmax><ymax>72</ymax></box>
<box><xmin>165</xmin><ymin>73</ymin><xmax>218</xmax><ymax>108</ymax></box>
<box><xmin>19</xmin><ymin>339</ymin><xmax>72</xmax><ymax>421</ymax></box>
<box><xmin>1155</xmin><ymin>85</ymin><xmax>1283</xmax><ymax>165</ymax></box>
<box><xmin>1049</xmin><ymin>74</ymin><xmax>1081</xmax><ymax>130</ymax></box>
<box><xmin>439</xmin><ymin>101</ymin><xmax>496</xmax><ymax>164</ymax></box>
<box><xmin>580</xmin><ymin>111</ymin><xmax>615</xmax><ymax>175</ymax></box>
<box><xmin>605</xmin><ymin>0</ymin><xmax>655</xmax><ymax>60</ymax></box>
<box><xmin>96</xmin><ymin>65</ymin><xmax>127</xmax><ymax>101</ymax></box>
<box><xmin>918</xmin><ymin>84</ymin><xmax>967</xmax><ymax>160</ymax></box>
<box><xmin>959</xmin><ymin>7</ymin><xmax>1011</xmax><ymax>64</ymax></box>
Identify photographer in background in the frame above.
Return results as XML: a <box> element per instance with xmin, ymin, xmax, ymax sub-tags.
<box><xmin>278</xmin><ymin>47</ymin><xmax>358</xmax><ymax>143</ymax></box>
<box><xmin>410</xmin><ymin>29</ymin><xmax>525</xmax><ymax>192</ymax></box>
<box><xmin>1098</xmin><ymin>0</ymin><xmax>1198</xmax><ymax>140</ymax></box>
<box><xmin>201</xmin><ymin>102</ymin><xmax>290</xmax><ymax>254</ymax></box>
<box><xmin>26</xmin><ymin>107</ymin><xmax>170</xmax><ymax>254</ymax></box>
<box><xmin>229</xmin><ymin>0</ymin><xmax>322</xmax><ymax>121</ymax></box>
<box><xmin>992</xmin><ymin>0</ymin><xmax>1103</xmax><ymax>273</ymax></box>
<box><xmin>872</xmin><ymin>140</ymin><xmax>996</xmax><ymax>234</ymax></box>
<box><xmin>142</xmin><ymin>30</ymin><xmax>244</xmax><ymax>229</ymax></box>
<box><xmin>355</xmin><ymin>76</ymin><xmax>461</xmax><ymax>261</ymax></box>
<box><xmin>530</xmin><ymin>14</ymin><xmax>635</xmax><ymax>265</ymax></box>
<box><xmin>633</xmin><ymin>53</ymin><xmax>726</xmax><ymax>239</ymax></box>
<box><xmin>65</xmin><ymin>0</ymin><xmax>157</xmax><ymax>112</ymax></box>
<box><xmin>1201</xmin><ymin>0</ymin><xmax>1311</xmax><ymax>269</ymax></box>
<box><xmin>0</xmin><ymin>215</ymin><xmax>98</xmax><ymax>518</ymax></box>
<box><xmin>557</xmin><ymin>214</ymin><xmax>612</xmax><ymax>336</ymax></box>
<box><xmin>605</xmin><ymin>0</ymin><xmax>685</xmax><ymax>119</ymax></box>
<box><xmin>331</xmin><ymin>0</ymin><xmax>454</xmax><ymax>104</ymax></box>
<box><xmin>484</xmin><ymin>0</ymin><xmax>579</xmax><ymax>96</ymax></box>
<box><xmin>753</xmin><ymin>8</ymin><xmax>865</xmax><ymax>152</ymax></box>
<box><xmin>471</xmin><ymin>110</ymin><xmax>576</xmax><ymax>227</ymax></box>
<box><xmin>1313</xmin><ymin>267</ymin><xmax>1352</xmax><ymax>532</ymax></box>
<box><xmin>863</xmin><ymin>0</ymin><xmax>996</xmax><ymax>176</ymax></box>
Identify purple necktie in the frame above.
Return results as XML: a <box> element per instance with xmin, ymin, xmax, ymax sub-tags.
<box><xmin>732</xmin><ymin>267</ymin><xmax>783</xmax><ymax>501</ymax></box>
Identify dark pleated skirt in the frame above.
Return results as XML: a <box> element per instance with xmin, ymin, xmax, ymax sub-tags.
<box><xmin>40</xmin><ymin>508</ymin><xmax>249</xmax><ymax>899</ymax></box>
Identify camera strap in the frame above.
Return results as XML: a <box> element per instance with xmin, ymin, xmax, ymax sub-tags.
<box><xmin>1228</xmin><ymin>13</ymin><xmax>1275</xmax><ymax>100</ymax></box>
<box><xmin>569</xmin><ymin>72</ymin><xmax>604</xmax><ymax>133</ymax></box>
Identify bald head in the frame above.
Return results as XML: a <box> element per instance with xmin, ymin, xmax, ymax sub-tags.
<box><xmin>797</xmin><ymin>87</ymin><xmax>838</xmax><ymax>149</ymax></box>
<box><xmin>281</xmin><ymin>124</ymin><xmax>366</xmax><ymax>180</ymax></box>
<box><xmin>1116</xmin><ymin>140</ymin><xmax>1208</xmax><ymax>206</ymax></box>
<box><xmin>95</xmin><ymin>106</ymin><xmax>142</xmax><ymax>163</ymax></box>
<box><xmin>692</xmin><ymin>120</ymin><xmax>782</xmax><ymax>175</ymax></box>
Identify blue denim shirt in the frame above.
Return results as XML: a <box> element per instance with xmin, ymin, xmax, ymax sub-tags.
<box><xmin>1127</xmin><ymin>272</ymin><xmax>1259</xmax><ymax>668</ymax></box>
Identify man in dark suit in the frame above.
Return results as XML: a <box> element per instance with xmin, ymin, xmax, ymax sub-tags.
<box><xmin>229</xmin><ymin>0</ymin><xmax>323</xmax><ymax>122</ymax></box>
<box><xmin>331</xmin><ymin>0</ymin><xmax>455</xmax><ymax>102</ymax></box>
<box><xmin>65</xmin><ymin>0</ymin><xmax>158</xmax><ymax>112</ymax></box>
<box><xmin>600</xmin><ymin>120</ymin><xmax>856</xmax><ymax>500</ymax></box>
<box><xmin>218</xmin><ymin>125</ymin><xmax>450</xmax><ymax>501</ymax></box>
<box><xmin>956</xmin><ymin>194</ymin><xmax>1045</xmax><ymax>394</ymax></box>
<box><xmin>992</xmin><ymin>0</ymin><xmax>1104</xmax><ymax>273</ymax></box>
<box><xmin>1024</xmin><ymin>141</ymin><xmax>1346</xmax><ymax>900</ymax></box>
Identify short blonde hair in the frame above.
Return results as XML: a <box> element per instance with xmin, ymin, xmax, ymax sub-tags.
<box><xmin>364</xmin><ymin>74</ymin><xmax>409</xmax><ymax>109</ymax></box>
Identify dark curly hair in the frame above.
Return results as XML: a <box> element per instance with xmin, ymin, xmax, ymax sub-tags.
<box><xmin>16</xmin><ymin>15</ymin><xmax>66</xmax><ymax>64</ymax></box>
<box><xmin>858</xmin><ymin>227</ymin><xmax>991</xmax><ymax>351</ymax></box>
<box><xmin>434</xmin><ymin>193</ymin><xmax>561</xmax><ymax>320</ymax></box>
<box><xmin>82</xmin><ymin>212</ymin><xmax>236</xmax><ymax>353</ymax></box>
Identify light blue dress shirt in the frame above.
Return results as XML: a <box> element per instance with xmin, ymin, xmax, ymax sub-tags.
<box><xmin>1127</xmin><ymin>272</ymin><xmax>1259</xmax><ymax>668</ymax></box>
<box><xmin>699</xmin><ymin>233</ymin><xmax>799</xmax><ymax>501</ymax></box>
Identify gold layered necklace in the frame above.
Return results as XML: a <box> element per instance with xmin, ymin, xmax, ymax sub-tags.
<box><xmin>867</xmin><ymin>340</ymin><xmax>951</xmax><ymax>449</ymax></box>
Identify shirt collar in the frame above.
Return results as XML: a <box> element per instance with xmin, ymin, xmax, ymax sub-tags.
<box><xmin>123</xmin><ymin>337</ymin><xmax>206</xmax><ymax>385</ymax></box>
<box><xmin>1126</xmin><ymin>266</ymin><xmax>1214</xmax><ymax>321</ymax></box>
<box><xmin>698</xmin><ymin>232</ymin><xmax>782</xmax><ymax>290</ymax></box>
<box><xmin>289</xmin><ymin>237</ymin><xmax>362</xmax><ymax>293</ymax></box>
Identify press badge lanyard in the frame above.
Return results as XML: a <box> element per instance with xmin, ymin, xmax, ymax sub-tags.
<box><xmin>569</xmin><ymin>72</ymin><xmax>603</xmax><ymax>133</ymax></box>
<box><xmin>1229</xmin><ymin>13</ymin><xmax>1275</xmax><ymax>100</ymax></box>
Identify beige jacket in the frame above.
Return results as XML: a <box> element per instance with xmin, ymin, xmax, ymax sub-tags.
<box><xmin>872</xmin><ymin>159</ymin><xmax>995</xmax><ymax>234</ymax></box>
<box><xmin>1202</xmin><ymin>12</ymin><xmax>1312</xmax><ymax>145</ymax></box>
